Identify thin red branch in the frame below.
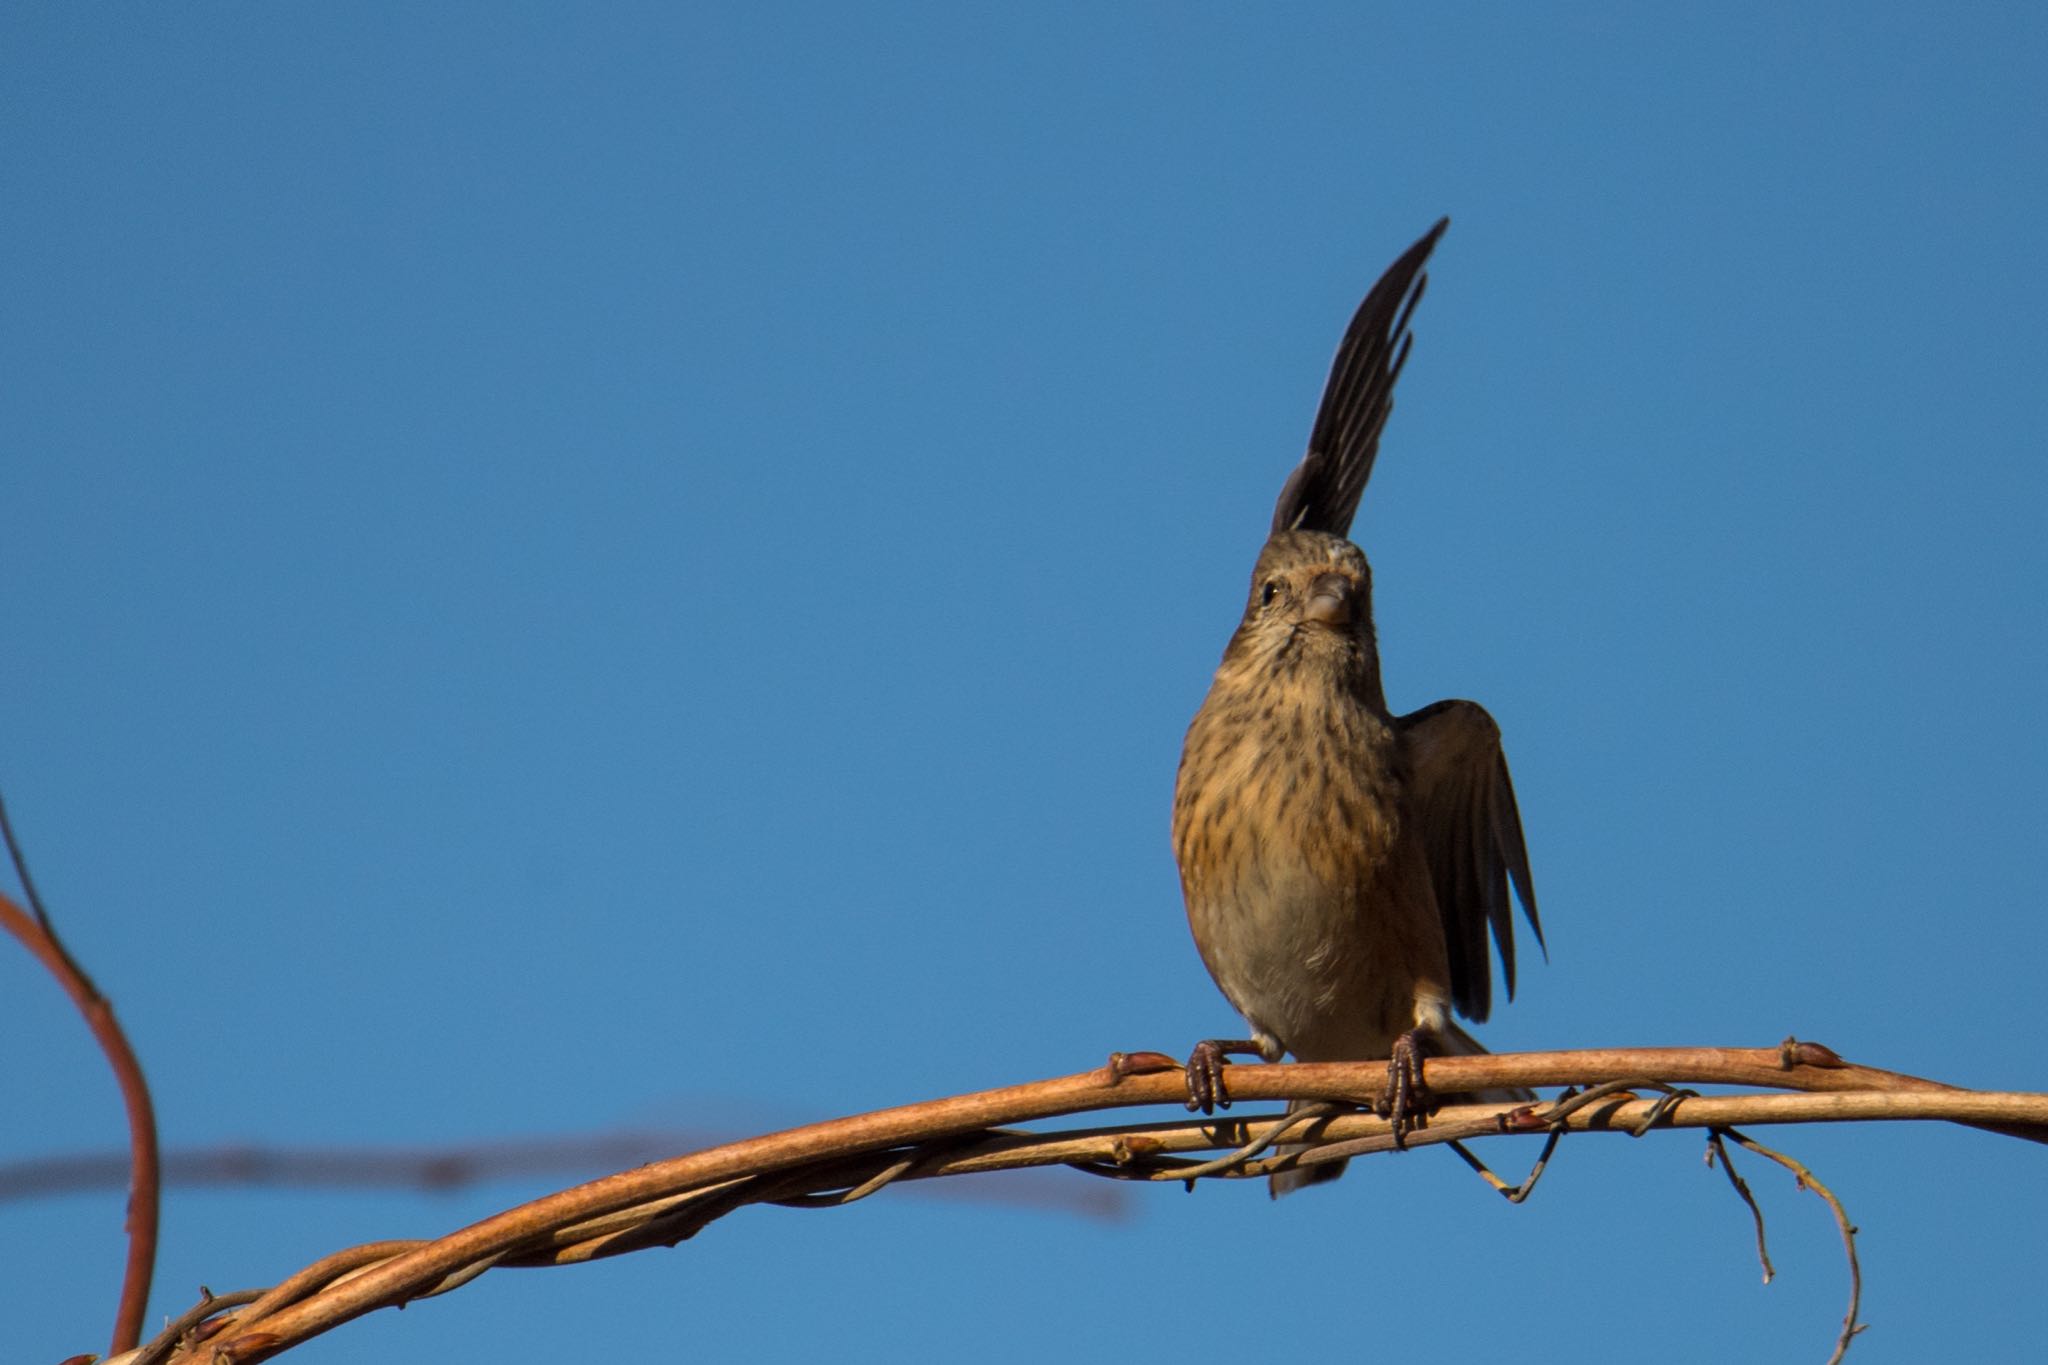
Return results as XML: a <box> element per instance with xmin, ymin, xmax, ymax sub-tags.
<box><xmin>0</xmin><ymin>879</ymin><xmax>161</xmax><ymax>1355</ymax></box>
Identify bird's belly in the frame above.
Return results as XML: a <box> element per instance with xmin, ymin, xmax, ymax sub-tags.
<box><xmin>1175</xmin><ymin>694</ymin><xmax>1451</xmax><ymax>1061</ymax></box>
<box><xmin>1186</xmin><ymin>848</ymin><xmax>1433</xmax><ymax>1062</ymax></box>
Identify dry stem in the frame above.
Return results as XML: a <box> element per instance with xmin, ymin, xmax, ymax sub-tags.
<box><xmin>118</xmin><ymin>1044</ymin><xmax>2047</xmax><ymax>1365</ymax></box>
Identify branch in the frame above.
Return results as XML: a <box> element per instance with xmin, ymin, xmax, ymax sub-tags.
<box><xmin>0</xmin><ymin>803</ymin><xmax>160</xmax><ymax>1358</ymax></box>
<box><xmin>129</xmin><ymin>1042</ymin><xmax>2047</xmax><ymax>1365</ymax></box>
<box><xmin>0</xmin><ymin>1131</ymin><xmax>1129</xmax><ymax>1219</ymax></box>
<box><xmin>1714</xmin><ymin>1128</ymin><xmax>1867</xmax><ymax>1365</ymax></box>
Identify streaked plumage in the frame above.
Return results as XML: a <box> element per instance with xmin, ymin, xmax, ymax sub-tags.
<box><xmin>1171</xmin><ymin>219</ymin><xmax>1544</xmax><ymax>1193</ymax></box>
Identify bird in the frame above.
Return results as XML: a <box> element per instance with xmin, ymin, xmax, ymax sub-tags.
<box><xmin>1170</xmin><ymin>217</ymin><xmax>1544</xmax><ymax>1194</ymax></box>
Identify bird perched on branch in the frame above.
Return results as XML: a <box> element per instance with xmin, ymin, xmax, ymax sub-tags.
<box><xmin>1170</xmin><ymin>219</ymin><xmax>1545</xmax><ymax>1194</ymax></box>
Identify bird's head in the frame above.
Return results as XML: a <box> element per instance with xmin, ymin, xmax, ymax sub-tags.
<box><xmin>1218</xmin><ymin>529</ymin><xmax>1382</xmax><ymax>695</ymax></box>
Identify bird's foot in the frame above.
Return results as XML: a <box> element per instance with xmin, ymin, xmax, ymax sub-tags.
<box><xmin>1375</xmin><ymin>1029</ymin><xmax>1433</xmax><ymax>1148</ymax></box>
<box><xmin>1184</xmin><ymin>1038</ymin><xmax>1266</xmax><ymax>1114</ymax></box>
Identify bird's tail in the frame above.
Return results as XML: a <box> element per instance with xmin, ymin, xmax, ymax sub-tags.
<box><xmin>1268</xmin><ymin>1101</ymin><xmax>1349</xmax><ymax>1197</ymax></box>
<box><xmin>1267</xmin><ymin>1025</ymin><xmax>1533</xmax><ymax>1198</ymax></box>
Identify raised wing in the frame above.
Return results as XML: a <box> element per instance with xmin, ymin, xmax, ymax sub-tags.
<box><xmin>1398</xmin><ymin>696</ymin><xmax>1543</xmax><ymax>1022</ymax></box>
<box><xmin>1269</xmin><ymin>217</ymin><xmax>1448</xmax><ymax>538</ymax></box>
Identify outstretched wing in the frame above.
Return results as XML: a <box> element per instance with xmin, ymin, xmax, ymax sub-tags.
<box><xmin>1398</xmin><ymin>697</ymin><xmax>1543</xmax><ymax>1023</ymax></box>
<box><xmin>1270</xmin><ymin>216</ymin><xmax>1449</xmax><ymax>537</ymax></box>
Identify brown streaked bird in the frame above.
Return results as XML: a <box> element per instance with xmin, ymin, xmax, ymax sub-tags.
<box><xmin>1171</xmin><ymin>218</ymin><xmax>1543</xmax><ymax>1194</ymax></box>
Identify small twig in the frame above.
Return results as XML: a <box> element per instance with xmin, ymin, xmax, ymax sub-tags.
<box><xmin>1722</xmin><ymin>1127</ymin><xmax>1865</xmax><ymax>1365</ymax></box>
<box><xmin>129</xmin><ymin>1288</ymin><xmax>267</xmax><ymax>1365</ymax></box>
<box><xmin>0</xmin><ymin>797</ymin><xmax>161</xmax><ymax>1358</ymax></box>
<box><xmin>1536</xmin><ymin>1078</ymin><xmax>1648</xmax><ymax>1124</ymax></box>
<box><xmin>1446</xmin><ymin>1129</ymin><xmax>1562</xmax><ymax>1202</ymax></box>
<box><xmin>1705</xmin><ymin>1129</ymin><xmax>1775</xmax><ymax>1283</ymax></box>
<box><xmin>0</xmin><ymin>792</ymin><xmax>60</xmax><ymax>940</ymax></box>
<box><xmin>772</xmin><ymin>1148</ymin><xmax>931</xmax><ymax>1206</ymax></box>
<box><xmin>1443</xmin><ymin>1079</ymin><xmax>1690</xmax><ymax>1202</ymax></box>
<box><xmin>1169</xmin><ymin>1103</ymin><xmax>1344</xmax><ymax>1184</ymax></box>
<box><xmin>1532</xmin><ymin>1078</ymin><xmax>1697</xmax><ymax>1133</ymax></box>
<box><xmin>171</xmin><ymin>1240</ymin><xmax>431</xmax><ymax>1352</ymax></box>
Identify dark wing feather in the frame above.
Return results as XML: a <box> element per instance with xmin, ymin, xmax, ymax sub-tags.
<box><xmin>1270</xmin><ymin>217</ymin><xmax>1449</xmax><ymax>537</ymax></box>
<box><xmin>1398</xmin><ymin>697</ymin><xmax>1543</xmax><ymax>1023</ymax></box>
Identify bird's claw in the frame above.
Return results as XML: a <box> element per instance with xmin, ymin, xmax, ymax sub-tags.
<box><xmin>1183</xmin><ymin>1038</ymin><xmax>1264</xmax><ymax>1114</ymax></box>
<box><xmin>1375</xmin><ymin>1029</ymin><xmax>1432</xmax><ymax>1148</ymax></box>
<box><xmin>1185</xmin><ymin>1040</ymin><xmax>1232</xmax><ymax>1113</ymax></box>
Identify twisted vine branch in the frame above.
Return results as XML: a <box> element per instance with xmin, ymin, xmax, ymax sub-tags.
<box><xmin>114</xmin><ymin>1043</ymin><xmax>2046</xmax><ymax>1365</ymax></box>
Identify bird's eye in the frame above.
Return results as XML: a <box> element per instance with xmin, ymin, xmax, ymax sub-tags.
<box><xmin>1260</xmin><ymin>581</ymin><xmax>1281</xmax><ymax>607</ymax></box>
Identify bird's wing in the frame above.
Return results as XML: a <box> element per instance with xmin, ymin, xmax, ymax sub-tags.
<box><xmin>1397</xmin><ymin>697</ymin><xmax>1543</xmax><ymax>1023</ymax></box>
<box><xmin>1270</xmin><ymin>217</ymin><xmax>1448</xmax><ymax>538</ymax></box>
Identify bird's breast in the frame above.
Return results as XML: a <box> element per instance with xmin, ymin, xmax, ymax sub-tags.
<box><xmin>1173</xmin><ymin>683</ymin><xmax>1402</xmax><ymax>896</ymax></box>
<box><xmin>1172</xmin><ymin>680</ymin><xmax>1422</xmax><ymax>1051</ymax></box>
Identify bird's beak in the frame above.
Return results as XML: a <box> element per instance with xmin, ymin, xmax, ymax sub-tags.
<box><xmin>1303</xmin><ymin>572</ymin><xmax>1354</xmax><ymax>627</ymax></box>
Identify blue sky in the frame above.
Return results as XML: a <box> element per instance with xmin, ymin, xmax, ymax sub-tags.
<box><xmin>6</xmin><ymin>6</ymin><xmax>2046</xmax><ymax>1362</ymax></box>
